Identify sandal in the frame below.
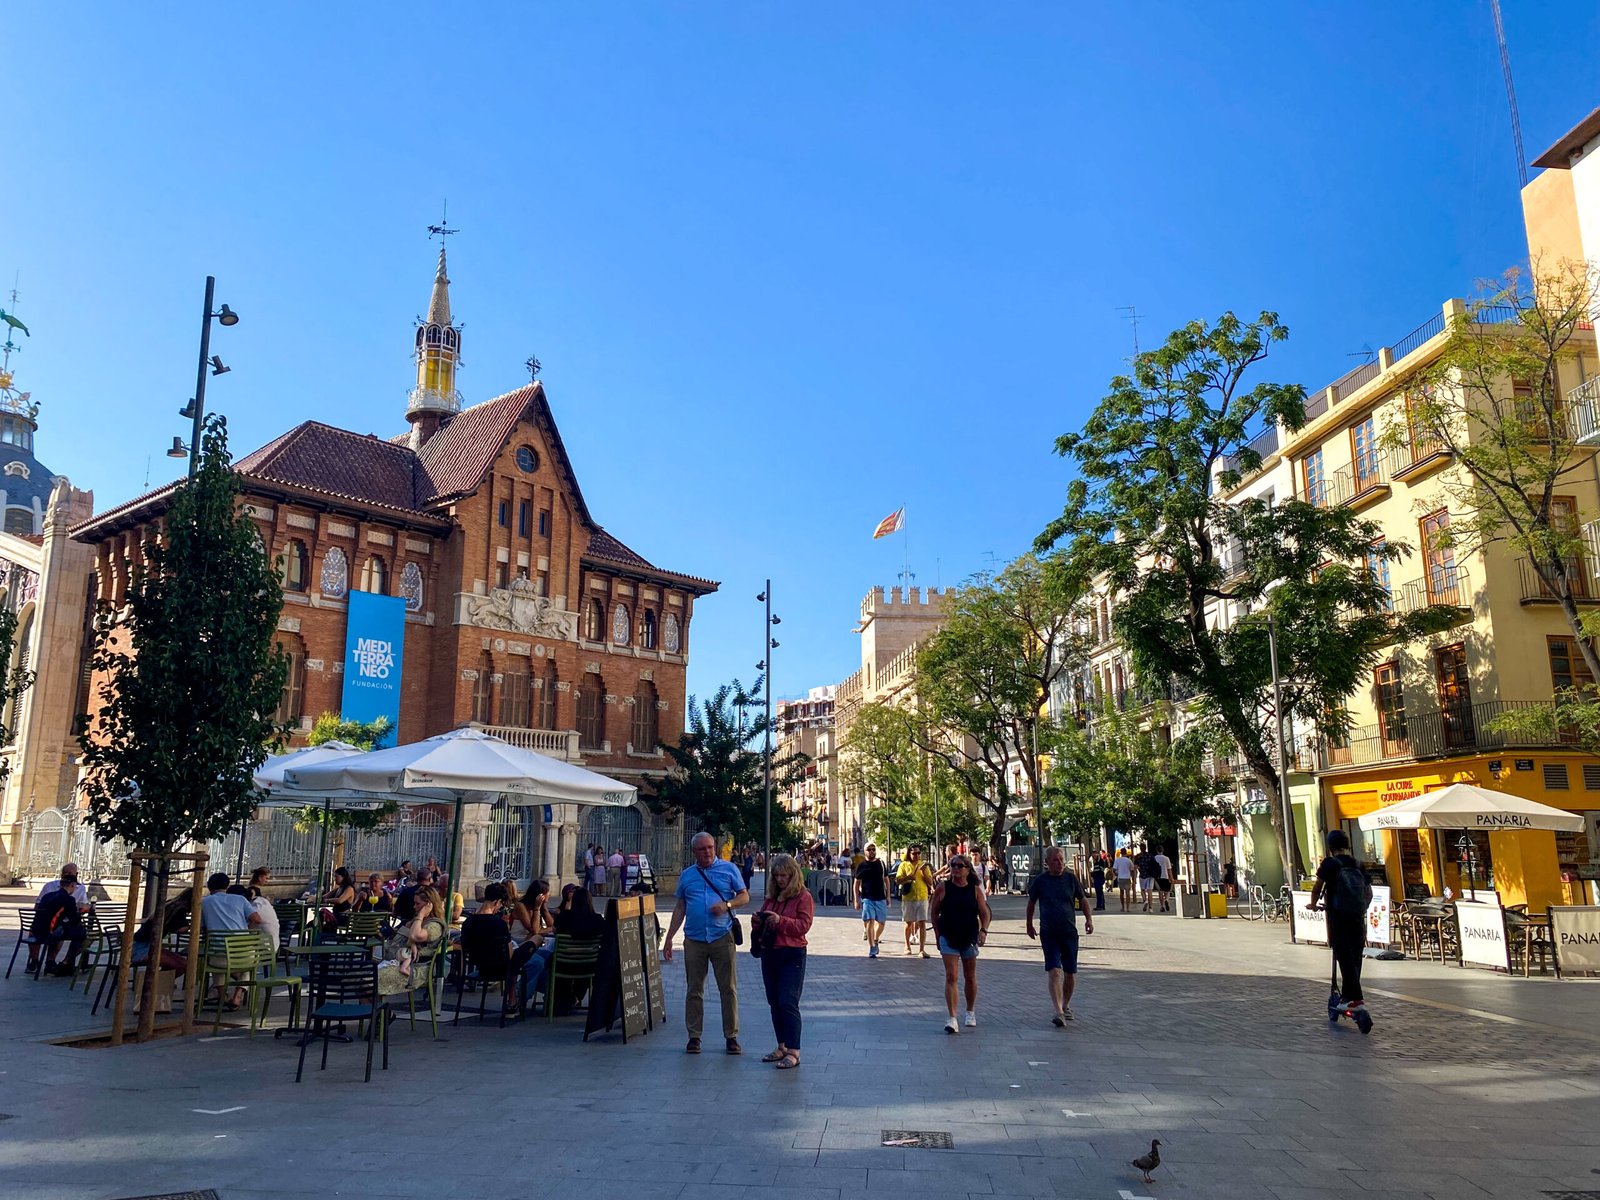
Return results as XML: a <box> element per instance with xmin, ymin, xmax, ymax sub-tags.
<box><xmin>775</xmin><ymin>1052</ymin><xmax>801</xmax><ymax>1070</ymax></box>
<box><xmin>761</xmin><ymin>1048</ymin><xmax>787</xmax><ymax>1063</ymax></box>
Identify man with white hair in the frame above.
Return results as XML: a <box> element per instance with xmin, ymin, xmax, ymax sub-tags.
<box><xmin>663</xmin><ymin>832</ymin><xmax>750</xmax><ymax>1055</ymax></box>
<box><xmin>1025</xmin><ymin>846</ymin><xmax>1094</xmax><ymax>1026</ymax></box>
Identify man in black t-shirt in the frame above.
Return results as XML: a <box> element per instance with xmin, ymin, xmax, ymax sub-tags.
<box><xmin>1025</xmin><ymin>847</ymin><xmax>1094</xmax><ymax>1026</ymax></box>
<box><xmin>460</xmin><ymin>883</ymin><xmax>514</xmax><ymax>1007</ymax></box>
<box><xmin>853</xmin><ymin>843</ymin><xmax>889</xmax><ymax>959</ymax></box>
<box><xmin>1309</xmin><ymin>830</ymin><xmax>1374</xmax><ymax>1034</ymax></box>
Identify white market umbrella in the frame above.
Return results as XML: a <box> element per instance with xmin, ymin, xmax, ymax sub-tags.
<box><xmin>253</xmin><ymin>741</ymin><xmax>366</xmax><ymax>797</ymax></box>
<box><xmin>284</xmin><ymin>728</ymin><xmax>637</xmax><ymax>897</ymax></box>
<box><xmin>1357</xmin><ymin>783</ymin><xmax>1584</xmax><ymax>833</ymax></box>
<box><xmin>250</xmin><ymin>741</ymin><xmax>381</xmax><ymax>890</ymax></box>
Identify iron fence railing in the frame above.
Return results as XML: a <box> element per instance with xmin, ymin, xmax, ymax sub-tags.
<box><xmin>1326</xmin><ymin>442</ymin><xmax>1404</xmax><ymax>506</ymax></box>
<box><xmin>1393</xmin><ymin>563</ymin><xmax>1472</xmax><ymax>614</ymax></box>
<box><xmin>1330</xmin><ymin>359</ymin><xmax>1382</xmax><ymax>404</ymax></box>
<box><xmin>1390</xmin><ymin>312</ymin><xmax>1446</xmax><ymax>364</ymax></box>
<box><xmin>1318</xmin><ymin>699</ymin><xmax>1575</xmax><ymax>769</ymax></box>
<box><xmin>1568</xmin><ymin>375</ymin><xmax>1600</xmax><ymax>444</ymax></box>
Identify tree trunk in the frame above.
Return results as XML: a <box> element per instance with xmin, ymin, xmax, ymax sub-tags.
<box><xmin>137</xmin><ymin>854</ymin><xmax>170</xmax><ymax>1043</ymax></box>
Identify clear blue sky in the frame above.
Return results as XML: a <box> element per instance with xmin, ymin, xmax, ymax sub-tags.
<box><xmin>6</xmin><ymin>4</ymin><xmax>1597</xmax><ymax>713</ymax></box>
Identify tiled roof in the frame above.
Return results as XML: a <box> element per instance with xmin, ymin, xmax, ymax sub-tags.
<box><xmin>236</xmin><ymin>422</ymin><xmax>431</xmax><ymax>515</ymax></box>
<box><xmin>586</xmin><ymin>527</ymin><xmax>654</xmax><ymax>569</ymax></box>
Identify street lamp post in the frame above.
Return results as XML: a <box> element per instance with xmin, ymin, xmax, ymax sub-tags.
<box><xmin>1265</xmin><ymin>608</ymin><xmax>1296</xmax><ymax>887</ymax></box>
<box><xmin>756</xmin><ymin>582</ymin><xmax>780</xmax><ymax>874</ymax></box>
<box><xmin>167</xmin><ymin>275</ymin><xmax>238</xmax><ymax>474</ymax></box>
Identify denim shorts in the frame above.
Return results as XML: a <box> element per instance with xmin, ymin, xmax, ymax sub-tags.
<box><xmin>860</xmin><ymin>898</ymin><xmax>887</xmax><ymax>923</ymax></box>
<box><xmin>936</xmin><ymin>935</ymin><xmax>979</xmax><ymax>960</ymax></box>
<box><xmin>1039</xmin><ymin>927</ymin><xmax>1080</xmax><ymax>974</ymax></box>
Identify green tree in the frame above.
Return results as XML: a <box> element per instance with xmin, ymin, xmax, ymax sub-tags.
<box><xmin>842</xmin><ymin>701</ymin><xmax>982</xmax><ymax>851</ymax></box>
<box><xmin>913</xmin><ymin>554</ymin><xmax>1088</xmax><ymax>859</ymax></box>
<box><xmin>294</xmin><ymin>712</ymin><xmax>398</xmax><ymax>850</ymax></box>
<box><xmin>77</xmin><ymin>415</ymin><xmax>288</xmax><ymax>1039</ymax></box>
<box><xmin>1043</xmin><ymin>708</ymin><xmax>1223</xmax><ymax>847</ymax></box>
<box><xmin>647</xmin><ymin>675</ymin><xmax>806</xmax><ymax>846</ymax></box>
<box><xmin>1037</xmin><ymin>312</ymin><xmax>1454</xmax><ymax>882</ymax></box>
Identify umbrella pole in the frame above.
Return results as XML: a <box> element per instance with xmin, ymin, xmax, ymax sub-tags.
<box><xmin>314</xmin><ymin>798</ymin><xmax>331</xmax><ymax>902</ymax></box>
<box><xmin>233</xmin><ymin>811</ymin><xmax>249</xmax><ymax>881</ymax></box>
<box><xmin>448</xmin><ymin>795</ymin><xmax>465</xmax><ymax>923</ymax></box>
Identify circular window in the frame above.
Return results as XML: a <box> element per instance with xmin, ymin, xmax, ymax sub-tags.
<box><xmin>515</xmin><ymin>445</ymin><xmax>539</xmax><ymax>474</ymax></box>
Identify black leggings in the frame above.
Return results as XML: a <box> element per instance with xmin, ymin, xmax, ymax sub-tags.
<box><xmin>761</xmin><ymin>946</ymin><xmax>806</xmax><ymax>1049</ymax></box>
<box><xmin>1327</xmin><ymin>912</ymin><xmax>1366</xmax><ymax>1004</ymax></box>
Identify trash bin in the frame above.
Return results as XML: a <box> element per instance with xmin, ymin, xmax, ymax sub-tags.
<box><xmin>1206</xmin><ymin>892</ymin><xmax>1228</xmax><ymax>919</ymax></box>
<box><xmin>1179</xmin><ymin>889</ymin><xmax>1204</xmax><ymax>918</ymax></box>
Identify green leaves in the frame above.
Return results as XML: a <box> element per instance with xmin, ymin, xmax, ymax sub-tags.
<box><xmin>78</xmin><ymin>415</ymin><xmax>289</xmax><ymax>856</ymax></box>
<box><xmin>646</xmin><ymin>675</ymin><xmax>806</xmax><ymax>846</ymax></box>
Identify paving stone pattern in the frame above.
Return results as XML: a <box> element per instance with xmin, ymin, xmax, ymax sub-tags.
<box><xmin>1</xmin><ymin>890</ymin><xmax>1598</xmax><ymax>1200</ymax></box>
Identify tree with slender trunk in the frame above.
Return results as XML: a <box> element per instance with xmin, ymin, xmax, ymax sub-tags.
<box><xmin>77</xmin><ymin>416</ymin><xmax>288</xmax><ymax>1040</ymax></box>
<box><xmin>1038</xmin><ymin>312</ymin><xmax>1457</xmax><ymax>883</ymax></box>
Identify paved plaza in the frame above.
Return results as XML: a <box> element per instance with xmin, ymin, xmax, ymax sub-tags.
<box><xmin>2</xmin><ymin>890</ymin><xmax>1599</xmax><ymax>1200</ymax></box>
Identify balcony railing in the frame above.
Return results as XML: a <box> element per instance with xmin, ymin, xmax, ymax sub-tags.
<box><xmin>468</xmin><ymin>723</ymin><xmax>582</xmax><ymax>762</ymax></box>
<box><xmin>1326</xmin><ymin>443</ymin><xmax>1403</xmax><ymax>507</ymax></box>
<box><xmin>1518</xmin><ymin>554</ymin><xmax>1600</xmax><ymax>605</ymax></box>
<box><xmin>1394</xmin><ymin>563</ymin><xmax>1472</xmax><ymax>614</ymax></box>
<box><xmin>1569</xmin><ymin>376</ymin><xmax>1600</xmax><ymax>446</ymax></box>
<box><xmin>1318</xmin><ymin>699</ymin><xmax>1572</xmax><ymax>769</ymax></box>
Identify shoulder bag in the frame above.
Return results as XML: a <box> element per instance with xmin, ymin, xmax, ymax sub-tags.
<box><xmin>695</xmin><ymin>864</ymin><xmax>744</xmax><ymax>946</ymax></box>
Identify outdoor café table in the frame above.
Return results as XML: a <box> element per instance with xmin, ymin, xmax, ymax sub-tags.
<box><xmin>1409</xmin><ymin>903</ymin><xmax>1452</xmax><ymax>962</ymax></box>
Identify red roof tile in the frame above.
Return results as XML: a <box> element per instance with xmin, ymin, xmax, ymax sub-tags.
<box><xmin>236</xmin><ymin>422</ymin><xmax>431</xmax><ymax>515</ymax></box>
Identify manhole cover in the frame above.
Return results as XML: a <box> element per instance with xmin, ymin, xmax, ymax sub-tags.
<box><xmin>881</xmin><ymin>1129</ymin><xmax>953</xmax><ymax>1149</ymax></box>
<box><xmin>113</xmin><ymin>1192</ymin><xmax>220</xmax><ymax>1200</ymax></box>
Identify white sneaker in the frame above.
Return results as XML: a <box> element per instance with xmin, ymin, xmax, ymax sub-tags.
<box><xmin>964</xmin><ymin>1010</ymin><xmax>977</xmax><ymax>1028</ymax></box>
<box><xmin>1062</xmin><ymin>1006</ymin><xmax>1075</xmax><ymax>1021</ymax></box>
<box><xmin>944</xmin><ymin>1017</ymin><xmax>959</xmax><ymax>1035</ymax></box>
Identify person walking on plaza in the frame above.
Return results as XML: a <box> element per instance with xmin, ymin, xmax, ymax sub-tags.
<box><xmin>1153</xmin><ymin>846</ymin><xmax>1173</xmax><ymax>913</ymax></box>
<box><xmin>606</xmin><ymin>847</ymin><xmax>626</xmax><ymax>897</ymax></box>
<box><xmin>853</xmin><ymin>842</ymin><xmax>889</xmax><ymax>957</ymax></box>
<box><xmin>1026</xmin><ymin>846</ymin><xmax>1094</xmax><ymax>1025</ymax></box>
<box><xmin>1135</xmin><ymin>845</ymin><xmax>1158</xmax><ymax>912</ymax></box>
<box><xmin>930</xmin><ymin>854</ymin><xmax>990</xmax><ymax>1033</ymax></box>
<box><xmin>895</xmin><ymin>847</ymin><xmax>935</xmax><ymax>958</ymax></box>
<box><xmin>1089</xmin><ymin>854</ymin><xmax>1107</xmax><ymax>911</ymax></box>
<box><xmin>1309</xmin><ymin>830</ymin><xmax>1374</xmax><ymax>1034</ymax></box>
<box><xmin>1112</xmin><ymin>849</ymin><xmax>1134</xmax><ymax>911</ymax></box>
<box><xmin>753</xmin><ymin>854</ymin><xmax>813</xmax><ymax>1070</ymax></box>
<box><xmin>663</xmin><ymin>832</ymin><xmax>749</xmax><ymax>1055</ymax></box>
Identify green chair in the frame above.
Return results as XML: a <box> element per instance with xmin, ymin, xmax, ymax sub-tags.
<box><xmin>207</xmin><ymin>932</ymin><xmax>303</xmax><ymax>1036</ymax></box>
<box><xmin>347</xmin><ymin>912</ymin><xmax>386</xmax><ymax>941</ymax></box>
<box><xmin>68</xmin><ymin>910</ymin><xmax>116</xmax><ymax>995</ymax></box>
<box><xmin>397</xmin><ymin>935</ymin><xmax>449</xmax><ymax>1039</ymax></box>
<box><xmin>543</xmin><ymin>935</ymin><xmax>603</xmax><ymax>1021</ymax></box>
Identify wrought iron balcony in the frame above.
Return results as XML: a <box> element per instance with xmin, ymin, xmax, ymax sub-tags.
<box><xmin>1568</xmin><ymin>375</ymin><xmax>1600</xmax><ymax>447</ymax></box>
<box><xmin>1318</xmin><ymin>699</ymin><xmax>1572</xmax><ymax>770</ymax></box>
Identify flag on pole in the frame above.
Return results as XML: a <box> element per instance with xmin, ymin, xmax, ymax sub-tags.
<box><xmin>872</xmin><ymin>507</ymin><xmax>906</xmax><ymax>539</ymax></box>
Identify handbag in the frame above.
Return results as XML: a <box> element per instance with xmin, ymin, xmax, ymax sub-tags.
<box><xmin>696</xmin><ymin>865</ymin><xmax>744</xmax><ymax>946</ymax></box>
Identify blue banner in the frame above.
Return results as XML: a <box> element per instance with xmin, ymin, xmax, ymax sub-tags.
<box><xmin>341</xmin><ymin>590</ymin><xmax>406</xmax><ymax>733</ymax></box>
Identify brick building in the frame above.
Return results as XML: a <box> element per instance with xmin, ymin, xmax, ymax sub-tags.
<box><xmin>72</xmin><ymin>249</ymin><xmax>716</xmax><ymax>887</ymax></box>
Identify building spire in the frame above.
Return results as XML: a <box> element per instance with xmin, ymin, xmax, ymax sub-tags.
<box><xmin>408</xmin><ymin>216</ymin><xmax>463</xmax><ymax>448</ymax></box>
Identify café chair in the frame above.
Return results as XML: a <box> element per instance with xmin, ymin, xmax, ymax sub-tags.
<box><xmin>542</xmin><ymin>935</ymin><xmax>603</xmax><ymax>1021</ymax></box>
<box><xmin>295</xmin><ymin>951</ymin><xmax>390</xmax><ymax>1084</ymax></box>
<box><xmin>208</xmin><ymin>931</ymin><xmax>303</xmax><ymax>1037</ymax></box>
<box><xmin>6</xmin><ymin>906</ymin><xmax>46</xmax><ymax>980</ymax></box>
<box><xmin>453</xmin><ymin>945</ymin><xmax>518</xmax><ymax>1028</ymax></box>
<box><xmin>347</xmin><ymin>912</ymin><xmax>386</xmax><ymax>942</ymax></box>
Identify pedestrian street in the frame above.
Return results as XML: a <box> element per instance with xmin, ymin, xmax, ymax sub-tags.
<box><xmin>3</xmin><ymin>888</ymin><xmax>1598</xmax><ymax>1200</ymax></box>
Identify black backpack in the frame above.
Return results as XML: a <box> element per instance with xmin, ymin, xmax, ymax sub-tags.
<box><xmin>1325</xmin><ymin>855</ymin><xmax>1373</xmax><ymax>915</ymax></box>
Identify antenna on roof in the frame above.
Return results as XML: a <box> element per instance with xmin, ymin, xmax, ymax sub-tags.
<box><xmin>1347</xmin><ymin>343</ymin><xmax>1375</xmax><ymax>363</ymax></box>
<box><xmin>1117</xmin><ymin>304</ymin><xmax>1142</xmax><ymax>361</ymax></box>
<box><xmin>1489</xmin><ymin>0</ymin><xmax>1528</xmax><ymax>187</ymax></box>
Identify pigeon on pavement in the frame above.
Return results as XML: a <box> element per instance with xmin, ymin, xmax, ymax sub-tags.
<box><xmin>1130</xmin><ymin>1138</ymin><xmax>1162</xmax><ymax>1183</ymax></box>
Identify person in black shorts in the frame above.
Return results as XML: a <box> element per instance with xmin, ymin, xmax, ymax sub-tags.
<box><xmin>1025</xmin><ymin>846</ymin><xmax>1094</xmax><ymax>1025</ymax></box>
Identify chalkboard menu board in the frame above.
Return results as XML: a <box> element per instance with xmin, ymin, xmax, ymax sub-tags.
<box><xmin>584</xmin><ymin>895</ymin><xmax>661</xmax><ymax>1043</ymax></box>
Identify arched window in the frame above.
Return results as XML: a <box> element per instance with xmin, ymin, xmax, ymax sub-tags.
<box><xmin>586</xmin><ymin>599</ymin><xmax>605</xmax><ymax>642</ymax></box>
<box><xmin>641</xmin><ymin>610</ymin><xmax>657</xmax><ymax>650</ymax></box>
<box><xmin>577</xmin><ymin>675</ymin><xmax>605</xmax><ymax>749</ymax></box>
<box><xmin>281</xmin><ymin>540</ymin><xmax>309</xmax><ymax>593</ymax></box>
<box><xmin>632</xmin><ymin>681</ymin><xmax>658</xmax><ymax>752</ymax></box>
<box><xmin>471</xmin><ymin>652</ymin><xmax>494</xmax><ymax>724</ymax></box>
<box><xmin>612</xmin><ymin>603</ymin><xmax>630</xmax><ymax>646</ymax></box>
<box><xmin>360</xmin><ymin>555</ymin><xmax>389</xmax><ymax>595</ymax></box>
<box><xmin>537</xmin><ymin>662</ymin><xmax>558</xmax><ymax>729</ymax></box>
<box><xmin>4</xmin><ymin>508</ymin><xmax>32</xmax><ymax>536</ymax></box>
<box><xmin>274</xmin><ymin>635</ymin><xmax>305</xmax><ymax>726</ymax></box>
<box><xmin>500</xmin><ymin>668</ymin><xmax>531</xmax><ymax>728</ymax></box>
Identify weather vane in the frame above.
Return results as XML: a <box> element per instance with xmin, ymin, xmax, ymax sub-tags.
<box><xmin>427</xmin><ymin>199</ymin><xmax>458</xmax><ymax>244</ymax></box>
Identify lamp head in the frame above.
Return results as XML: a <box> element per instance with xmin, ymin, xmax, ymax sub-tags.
<box><xmin>756</xmin><ymin>591</ymin><xmax>767</xmax><ymax>602</ymax></box>
<box><xmin>178</xmin><ymin>400</ymin><xmax>197</xmax><ymax>420</ymax></box>
<box><xmin>209</xmin><ymin>356</ymin><xmax>230</xmax><ymax>376</ymax></box>
<box><xmin>756</xmin><ymin>660</ymin><xmax>765</xmax><ymax>671</ymax></box>
<box><xmin>216</xmin><ymin>304</ymin><xmax>239</xmax><ymax>327</ymax></box>
<box><xmin>770</xmin><ymin>615</ymin><xmax>781</xmax><ymax>625</ymax></box>
<box><xmin>166</xmin><ymin>436</ymin><xmax>188</xmax><ymax>459</ymax></box>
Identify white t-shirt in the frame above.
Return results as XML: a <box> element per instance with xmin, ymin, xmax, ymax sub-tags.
<box><xmin>1154</xmin><ymin>853</ymin><xmax>1172</xmax><ymax>881</ymax></box>
<box><xmin>1112</xmin><ymin>856</ymin><xmax>1134</xmax><ymax>882</ymax></box>
<box><xmin>38</xmin><ymin>880</ymin><xmax>89</xmax><ymax>908</ymax></box>
<box><xmin>251</xmin><ymin>896</ymin><xmax>281</xmax><ymax>949</ymax></box>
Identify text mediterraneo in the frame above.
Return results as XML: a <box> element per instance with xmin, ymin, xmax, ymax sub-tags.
<box><xmin>351</xmin><ymin>636</ymin><xmax>395</xmax><ymax>689</ymax></box>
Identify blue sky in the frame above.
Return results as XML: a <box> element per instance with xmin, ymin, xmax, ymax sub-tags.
<box><xmin>6</xmin><ymin>3</ymin><xmax>1597</xmax><ymax>712</ymax></box>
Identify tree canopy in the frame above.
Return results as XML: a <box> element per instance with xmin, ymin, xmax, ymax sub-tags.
<box><xmin>840</xmin><ymin>701</ymin><xmax>982</xmax><ymax>852</ymax></box>
<box><xmin>1037</xmin><ymin>312</ymin><xmax>1454</xmax><ymax>880</ymax></box>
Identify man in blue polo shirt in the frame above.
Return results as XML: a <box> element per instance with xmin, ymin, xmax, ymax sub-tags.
<box><xmin>663</xmin><ymin>832</ymin><xmax>749</xmax><ymax>1055</ymax></box>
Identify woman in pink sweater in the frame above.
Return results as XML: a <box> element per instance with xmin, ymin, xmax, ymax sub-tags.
<box><xmin>752</xmin><ymin>854</ymin><xmax>814</xmax><ymax>1070</ymax></box>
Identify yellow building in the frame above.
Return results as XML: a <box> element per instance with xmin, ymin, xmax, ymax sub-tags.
<box><xmin>1229</xmin><ymin>298</ymin><xmax>1599</xmax><ymax>910</ymax></box>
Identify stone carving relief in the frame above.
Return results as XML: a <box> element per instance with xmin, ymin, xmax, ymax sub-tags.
<box><xmin>320</xmin><ymin>547</ymin><xmax>349</xmax><ymax>598</ymax></box>
<box><xmin>663</xmin><ymin>613</ymin><xmax>681</xmax><ymax>654</ymax></box>
<box><xmin>464</xmin><ymin>576</ymin><xmax>578</xmax><ymax>640</ymax></box>
<box><xmin>612</xmin><ymin>603</ymin><xmax>630</xmax><ymax>646</ymax></box>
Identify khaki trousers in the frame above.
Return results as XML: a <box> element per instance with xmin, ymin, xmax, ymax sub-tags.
<box><xmin>683</xmin><ymin>932</ymin><xmax>739</xmax><ymax>1039</ymax></box>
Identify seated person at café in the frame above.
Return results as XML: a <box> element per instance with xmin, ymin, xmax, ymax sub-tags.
<box><xmin>461</xmin><ymin>883</ymin><xmax>515</xmax><ymax>995</ymax></box>
<box><xmin>320</xmin><ymin>867</ymin><xmax>357</xmax><ymax>931</ymax></box>
<box><xmin>511</xmin><ymin>880</ymin><xmax>555</xmax><ymax>943</ymax></box>
<box><xmin>201</xmin><ymin>872</ymin><xmax>262</xmax><ymax>1009</ymax></box>
<box><xmin>356</xmin><ymin>873</ymin><xmax>393</xmax><ymax>914</ymax></box>
<box><xmin>131</xmin><ymin>890</ymin><xmax>193</xmax><ymax>973</ymax></box>
<box><xmin>384</xmin><ymin>860</ymin><xmax>414</xmax><ymax>897</ymax></box>
<box><xmin>236</xmin><ymin>884</ymin><xmax>280</xmax><ymax>955</ymax></box>
<box><xmin>377</xmin><ymin>884</ymin><xmax>446</xmax><ymax>996</ymax></box>
<box><xmin>547</xmin><ymin>886</ymin><xmax>607</xmax><ymax>1015</ymax></box>
<box><xmin>29</xmin><ymin>864</ymin><xmax>89</xmax><ymax>976</ymax></box>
